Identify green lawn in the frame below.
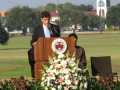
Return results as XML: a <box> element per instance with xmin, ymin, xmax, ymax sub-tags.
<box><xmin>0</xmin><ymin>33</ymin><xmax>120</xmax><ymax>79</ymax></box>
<box><xmin>0</xmin><ymin>36</ymin><xmax>31</xmax><ymax>79</ymax></box>
<box><xmin>78</xmin><ymin>33</ymin><xmax>120</xmax><ymax>75</ymax></box>
<box><xmin>0</xmin><ymin>36</ymin><xmax>31</xmax><ymax>49</ymax></box>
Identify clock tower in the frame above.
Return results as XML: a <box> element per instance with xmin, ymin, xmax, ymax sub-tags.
<box><xmin>97</xmin><ymin>0</ymin><xmax>107</xmax><ymax>18</ymax></box>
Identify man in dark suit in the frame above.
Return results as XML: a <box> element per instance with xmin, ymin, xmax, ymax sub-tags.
<box><xmin>28</xmin><ymin>11</ymin><xmax>60</xmax><ymax>78</ymax></box>
<box><xmin>68</xmin><ymin>33</ymin><xmax>87</xmax><ymax>68</ymax></box>
<box><xmin>31</xmin><ymin>11</ymin><xmax>60</xmax><ymax>44</ymax></box>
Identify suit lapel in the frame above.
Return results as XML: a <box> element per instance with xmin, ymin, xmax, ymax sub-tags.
<box><xmin>38</xmin><ymin>25</ymin><xmax>45</xmax><ymax>37</ymax></box>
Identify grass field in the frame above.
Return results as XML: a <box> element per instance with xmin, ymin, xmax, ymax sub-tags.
<box><xmin>0</xmin><ymin>33</ymin><xmax>120</xmax><ymax>79</ymax></box>
<box><xmin>0</xmin><ymin>36</ymin><xmax>31</xmax><ymax>79</ymax></box>
<box><xmin>78</xmin><ymin>33</ymin><xmax>120</xmax><ymax>75</ymax></box>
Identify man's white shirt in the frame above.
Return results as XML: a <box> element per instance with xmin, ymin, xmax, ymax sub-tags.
<box><xmin>43</xmin><ymin>24</ymin><xmax>51</xmax><ymax>37</ymax></box>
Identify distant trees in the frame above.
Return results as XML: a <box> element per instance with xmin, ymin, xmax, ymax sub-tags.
<box><xmin>44</xmin><ymin>3</ymin><xmax>57</xmax><ymax>11</ymax></box>
<box><xmin>42</xmin><ymin>3</ymin><xmax>120</xmax><ymax>31</ymax></box>
<box><xmin>107</xmin><ymin>4</ymin><xmax>120</xmax><ymax>30</ymax></box>
<box><xmin>2</xmin><ymin>2</ymin><xmax>120</xmax><ymax>34</ymax></box>
<box><xmin>58</xmin><ymin>3</ymin><xmax>94</xmax><ymax>27</ymax></box>
<box><xmin>6</xmin><ymin>6</ymin><xmax>39</xmax><ymax>35</ymax></box>
<box><xmin>57</xmin><ymin>3</ymin><xmax>101</xmax><ymax>31</ymax></box>
<box><xmin>3</xmin><ymin>3</ymin><xmax>101</xmax><ymax>32</ymax></box>
<box><xmin>58</xmin><ymin>3</ymin><xmax>80</xmax><ymax>26</ymax></box>
<box><xmin>78</xmin><ymin>14</ymin><xmax>101</xmax><ymax>31</ymax></box>
<box><xmin>1</xmin><ymin>2</ymin><xmax>120</xmax><ymax>44</ymax></box>
<box><xmin>42</xmin><ymin>3</ymin><xmax>95</xmax><ymax>31</ymax></box>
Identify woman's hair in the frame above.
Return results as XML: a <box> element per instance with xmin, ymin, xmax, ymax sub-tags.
<box><xmin>68</xmin><ymin>33</ymin><xmax>78</xmax><ymax>40</ymax></box>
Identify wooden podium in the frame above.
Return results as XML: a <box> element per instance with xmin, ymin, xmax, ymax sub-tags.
<box><xmin>33</xmin><ymin>37</ymin><xmax>75</xmax><ymax>80</ymax></box>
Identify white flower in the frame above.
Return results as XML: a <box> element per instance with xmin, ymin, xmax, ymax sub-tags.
<box><xmin>64</xmin><ymin>74</ymin><xmax>69</xmax><ymax>80</ymax></box>
<box><xmin>60</xmin><ymin>60</ymin><xmax>67</xmax><ymax>67</ymax></box>
<box><xmin>65</xmin><ymin>80</ymin><xmax>71</xmax><ymax>85</ymax></box>
<box><xmin>60</xmin><ymin>68</ymin><xmax>69</xmax><ymax>74</ymax></box>
<box><xmin>51</xmin><ymin>87</ymin><xmax>56</xmax><ymax>90</ymax></box>
<box><xmin>41</xmin><ymin>53</ymin><xmax>88</xmax><ymax>90</ymax></box>
<box><xmin>58</xmin><ymin>53</ymin><xmax>65</xmax><ymax>59</ymax></box>
<box><xmin>84</xmin><ymin>82</ymin><xmax>88</xmax><ymax>89</ymax></box>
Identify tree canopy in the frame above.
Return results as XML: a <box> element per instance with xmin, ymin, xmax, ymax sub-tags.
<box><xmin>6</xmin><ymin>6</ymin><xmax>39</xmax><ymax>35</ymax></box>
<box><xmin>107</xmin><ymin>4</ymin><xmax>120</xmax><ymax>28</ymax></box>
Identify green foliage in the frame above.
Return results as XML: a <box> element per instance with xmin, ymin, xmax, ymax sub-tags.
<box><xmin>27</xmin><ymin>80</ymin><xmax>44</xmax><ymax>90</ymax></box>
<box><xmin>0</xmin><ymin>77</ymin><xmax>44</xmax><ymax>90</ymax></box>
<box><xmin>78</xmin><ymin>4</ymin><xmax>93</xmax><ymax>11</ymax></box>
<box><xmin>113</xmin><ymin>82</ymin><xmax>120</xmax><ymax>90</ymax></box>
<box><xmin>58</xmin><ymin>3</ymin><xmax>85</xmax><ymax>27</ymax></box>
<box><xmin>0</xmin><ymin>77</ymin><xmax>120</xmax><ymax>90</ymax></box>
<box><xmin>107</xmin><ymin>4</ymin><xmax>120</xmax><ymax>28</ymax></box>
<box><xmin>41</xmin><ymin>2</ymin><xmax>94</xmax><ymax>28</ymax></box>
<box><xmin>43</xmin><ymin>3</ymin><xmax>97</xmax><ymax>31</ymax></box>
<box><xmin>44</xmin><ymin>3</ymin><xmax>57</xmax><ymax>11</ymax></box>
<box><xmin>0</xmin><ymin>80</ymin><xmax>14</xmax><ymax>90</ymax></box>
<box><xmin>6</xmin><ymin>6</ymin><xmax>39</xmax><ymax>35</ymax></box>
<box><xmin>4</xmin><ymin>3</ymin><xmax>98</xmax><ymax>32</ymax></box>
<box><xmin>88</xmin><ymin>16</ymin><xmax>101</xmax><ymax>30</ymax></box>
<box><xmin>87</xmin><ymin>78</ymin><xmax>107</xmax><ymax>90</ymax></box>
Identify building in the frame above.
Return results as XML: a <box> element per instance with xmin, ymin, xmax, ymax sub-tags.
<box><xmin>96</xmin><ymin>0</ymin><xmax>107</xmax><ymax>18</ymax></box>
<box><xmin>84</xmin><ymin>10</ymin><xmax>97</xmax><ymax>16</ymax></box>
<box><xmin>0</xmin><ymin>11</ymin><xmax>8</xmax><ymax>17</ymax></box>
<box><xmin>85</xmin><ymin>0</ymin><xmax>110</xmax><ymax>18</ymax></box>
<box><xmin>50</xmin><ymin>10</ymin><xmax>60</xmax><ymax>25</ymax></box>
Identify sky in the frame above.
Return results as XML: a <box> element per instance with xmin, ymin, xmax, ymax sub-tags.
<box><xmin>0</xmin><ymin>0</ymin><xmax>120</xmax><ymax>11</ymax></box>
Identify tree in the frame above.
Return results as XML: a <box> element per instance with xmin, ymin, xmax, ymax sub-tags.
<box><xmin>44</xmin><ymin>3</ymin><xmax>57</xmax><ymax>11</ymax></box>
<box><xmin>107</xmin><ymin>4</ymin><xmax>120</xmax><ymax>29</ymax></box>
<box><xmin>58</xmin><ymin>3</ymin><xmax>85</xmax><ymax>27</ymax></box>
<box><xmin>78</xmin><ymin>4</ymin><xmax>93</xmax><ymax>11</ymax></box>
<box><xmin>88</xmin><ymin>16</ymin><xmax>101</xmax><ymax>31</ymax></box>
<box><xmin>58</xmin><ymin>3</ymin><xmax>75</xmax><ymax>26</ymax></box>
<box><xmin>80</xmin><ymin>14</ymin><xmax>89</xmax><ymax>31</ymax></box>
<box><xmin>6</xmin><ymin>6</ymin><xmax>38</xmax><ymax>35</ymax></box>
<box><xmin>0</xmin><ymin>22</ymin><xmax>9</xmax><ymax>44</ymax></box>
<box><xmin>38</xmin><ymin>3</ymin><xmax>96</xmax><ymax>31</ymax></box>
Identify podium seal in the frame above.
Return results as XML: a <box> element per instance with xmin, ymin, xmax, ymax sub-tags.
<box><xmin>51</xmin><ymin>38</ymin><xmax>67</xmax><ymax>54</ymax></box>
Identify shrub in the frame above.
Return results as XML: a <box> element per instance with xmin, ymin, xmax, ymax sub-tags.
<box><xmin>0</xmin><ymin>27</ymin><xmax>9</xmax><ymax>45</ymax></box>
<box><xmin>0</xmin><ymin>76</ymin><xmax>120</xmax><ymax>90</ymax></box>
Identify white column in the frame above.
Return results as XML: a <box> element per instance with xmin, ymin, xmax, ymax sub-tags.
<box><xmin>96</xmin><ymin>0</ymin><xmax>107</xmax><ymax>18</ymax></box>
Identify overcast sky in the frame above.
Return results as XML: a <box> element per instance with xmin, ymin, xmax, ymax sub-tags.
<box><xmin>0</xmin><ymin>0</ymin><xmax>120</xmax><ymax>11</ymax></box>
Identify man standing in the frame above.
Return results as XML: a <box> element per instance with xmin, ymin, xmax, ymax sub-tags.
<box><xmin>28</xmin><ymin>11</ymin><xmax>61</xmax><ymax>78</ymax></box>
<box><xmin>31</xmin><ymin>11</ymin><xmax>60</xmax><ymax>44</ymax></box>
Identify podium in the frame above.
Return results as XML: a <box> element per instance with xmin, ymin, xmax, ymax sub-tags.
<box><xmin>33</xmin><ymin>37</ymin><xmax>76</xmax><ymax>80</ymax></box>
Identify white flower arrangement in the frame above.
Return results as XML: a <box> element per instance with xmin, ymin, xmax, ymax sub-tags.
<box><xmin>41</xmin><ymin>53</ymin><xmax>89</xmax><ymax>90</ymax></box>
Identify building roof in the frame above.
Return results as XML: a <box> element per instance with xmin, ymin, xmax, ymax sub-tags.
<box><xmin>0</xmin><ymin>11</ymin><xmax>8</xmax><ymax>17</ymax></box>
<box><xmin>50</xmin><ymin>10</ymin><xmax>59</xmax><ymax>17</ymax></box>
<box><xmin>84</xmin><ymin>10</ymin><xmax>97</xmax><ymax>16</ymax></box>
